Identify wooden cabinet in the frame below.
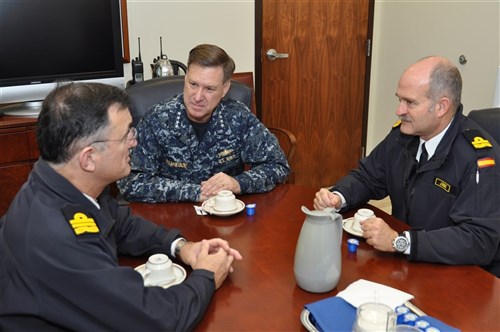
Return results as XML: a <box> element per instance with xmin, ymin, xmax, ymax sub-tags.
<box><xmin>0</xmin><ymin>116</ymin><xmax>39</xmax><ymax>216</ymax></box>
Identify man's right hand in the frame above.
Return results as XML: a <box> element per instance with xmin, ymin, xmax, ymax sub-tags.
<box><xmin>180</xmin><ymin>239</ymin><xmax>242</xmax><ymax>289</ymax></box>
<box><xmin>313</xmin><ymin>188</ymin><xmax>342</xmax><ymax>210</ymax></box>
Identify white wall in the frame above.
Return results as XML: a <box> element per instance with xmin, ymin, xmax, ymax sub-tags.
<box><xmin>124</xmin><ymin>1</ymin><xmax>500</xmax><ymax>153</ymax></box>
<box><xmin>368</xmin><ymin>0</ymin><xmax>500</xmax><ymax>153</ymax></box>
<box><xmin>124</xmin><ymin>0</ymin><xmax>254</xmax><ymax>82</ymax></box>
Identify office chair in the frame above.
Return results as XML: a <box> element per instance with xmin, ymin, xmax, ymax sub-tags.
<box><xmin>268</xmin><ymin>127</ymin><xmax>297</xmax><ymax>183</ymax></box>
<box><xmin>468</xmin><ymin>107</ymin><xmax>500</xmax><ymax>145</ymax></box>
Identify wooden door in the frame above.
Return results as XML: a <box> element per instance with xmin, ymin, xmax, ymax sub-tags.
<box><xmin>256</xmin><ymin>0</ymin><xmax>373</xmax><ymax>188</ymax></box>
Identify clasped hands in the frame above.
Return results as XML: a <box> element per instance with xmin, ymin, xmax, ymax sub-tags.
<box><xmin>178</xmin><ymin>238</ymin><xmax>243</xmax><ymax>289</ymax></box>
<box><xmin>314</xmin><ymin>188</ymin><xmax>397</xmax><ymax>252</ymax></box>
<box><xmin>199</xmin><ymin>172</ymin><xmax>241</xmax><ymax>202</ymax></box>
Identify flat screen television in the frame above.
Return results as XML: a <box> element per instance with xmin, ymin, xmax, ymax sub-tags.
<box><xmin>0</xmin><ymin>0</ymin><xmax>125</xmax><ymax>116</ymax></box>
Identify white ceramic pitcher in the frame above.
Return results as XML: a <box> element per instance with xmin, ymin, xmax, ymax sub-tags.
<box><xmin>294</xmin><ymin>206</ymin><xmax>343</xmax><ymax>293</ymax></box>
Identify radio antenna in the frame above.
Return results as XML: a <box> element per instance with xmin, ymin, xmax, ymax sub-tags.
<box><xmin>138</xmin><ymin>37</ymin><xmax>142</xmax><ymax>62</ymax></box>
<box><xmin>159</xmin><ymin>36</ymin><xmax>164</xmax><ymax>57</ymax></box>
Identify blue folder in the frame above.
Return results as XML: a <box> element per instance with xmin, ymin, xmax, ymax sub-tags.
<box><xmin>305</xmin><ymin>296</ymin><xmax>460</xmax><ymax>332</ymax></box>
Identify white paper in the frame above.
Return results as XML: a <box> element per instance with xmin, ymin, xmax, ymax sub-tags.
<box><xmin>193</xmin><ymin>205</ymin><xmax>207</xmax><ymax>215</ymax></box>
<box><xmin>337</xmin><ymin>279</ymin><xmax>414</xmax><ymax>310</ymax></box>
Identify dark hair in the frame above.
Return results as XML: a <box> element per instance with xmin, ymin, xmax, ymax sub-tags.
<box><xmin>427</xmin><ymin>58</ymin><xmax>462</xmax><ymax>109</ymax></box>
<box><xmin>36</xmin><ymin>82</ymin><xmax>131</xmax><ymax>164</ymax></box>
<box><xmin>187</xmin><ymin>44</ymin><xmax>236</xmax><ymax>82</ymax></box>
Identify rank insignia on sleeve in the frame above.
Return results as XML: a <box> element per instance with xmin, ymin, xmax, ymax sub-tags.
<box><xmin>477</xmin><ymin>157</ymin><xmax>495</xmax><ymax>168</ymax></box>
<box><xmin>61</xmin><ymin>206</ymin><xmax>100</xmax><ymax>236</ymax></box>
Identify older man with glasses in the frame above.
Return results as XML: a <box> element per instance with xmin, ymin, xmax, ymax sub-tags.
<box><xmin>0</xmin><ymin>82</ymin><xmax>242</xmax><ymax>331</ymax></box>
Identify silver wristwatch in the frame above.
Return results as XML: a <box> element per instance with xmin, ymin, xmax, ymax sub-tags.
<box><xmin>174</xmin><ymin>239</ymin><xmax>187</xmax><ymax>258</ymax></box>
<box><xmin>392</xmin><ymin>232</ymin><xmax>409</xmax><ymax>253</ymax></box>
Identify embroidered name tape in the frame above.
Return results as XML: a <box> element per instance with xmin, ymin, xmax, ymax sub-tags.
<box><xmin>434</xmin><ymin>177</ymin><xmax>451</xmax><ymax>193</ymax></box>
<box><xmin>166</xmin><ymin>159</ymin><xmax>188</xmax><ymax>169</ymax></box>
<box><xmin>433</xmin><ymin>177</ymin><xmax>457</xmax><ymax>195</ymax></box>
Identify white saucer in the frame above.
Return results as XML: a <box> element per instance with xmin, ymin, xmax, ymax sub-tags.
<box><xmin>134</xmin><ymin>263</ymin><xmax>186</xmax><ymax>288</ymax></box>
<box><xmin>342</xmin><ymin>217</ymin><xmax>364</xmax><ymax>237</ymax></box>
<box><xmin>202</xmin><ymin>198</ymin><xmax>245</xmax><ymax>217</ymax></box>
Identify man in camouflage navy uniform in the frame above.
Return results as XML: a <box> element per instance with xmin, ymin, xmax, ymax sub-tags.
<box><xmin>118</xmin><ymin>44</ymin><xmax>290</xmax><ymax>202</ymax></box>
<box><xmin>314</xmin><ymin>56</ymin><xmax>500</xmax><ymax>277</ymax></box>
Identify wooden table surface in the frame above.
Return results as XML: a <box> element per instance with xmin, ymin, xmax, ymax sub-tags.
<box><xmin>120</xmin><ymin>184</ymin><xmax>500</xmax><ymax>331</ymax></box>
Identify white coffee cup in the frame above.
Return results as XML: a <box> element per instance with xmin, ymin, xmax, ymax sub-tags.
<box><xmin>139</xmin><ymin>253</ymin><xmax>176</xmax><ymax>286</ymax></box>
<box><xmin>352</xmin><ymin>208</ymin><xmax>375</xmax><ymax>232</ymax></box>
<box><xmin>214</xmin><ymin>190</ymin><xmax>237</xmax><ymax>212</ymax></box>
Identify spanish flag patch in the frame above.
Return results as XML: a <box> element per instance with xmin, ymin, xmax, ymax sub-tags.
<box><xmin>477</xmin><ymin>157</ymin><xmax>496</xmax><ymax>168</ymax></box>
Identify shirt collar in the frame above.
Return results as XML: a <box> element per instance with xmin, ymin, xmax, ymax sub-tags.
<box><xmin>418</xmin><ymin>118</ymin><xmax>454</xmax><ymax>160</ymax></box>
<box><xmin>83</xmin><ymin>193</ymin><xmax>100</xmax><ymax>209</ymax></box>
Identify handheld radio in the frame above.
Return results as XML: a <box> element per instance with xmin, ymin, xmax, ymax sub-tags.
<box><xmin>132</xmin><ymin>38</ymin><xmax>144</xmax><ymax>83</ymax></box>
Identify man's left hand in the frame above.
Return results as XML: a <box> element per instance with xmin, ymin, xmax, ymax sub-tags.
<box><xmin>200</xmin><ymin>172</ymin><xmax>241</xmax><ymax>199</ymax></box>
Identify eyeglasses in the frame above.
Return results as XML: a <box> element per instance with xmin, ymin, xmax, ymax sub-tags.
<box><xmin>91</xmin><ymin>127</ymin><xmax>137</xmax><ymax>144</ymax></box>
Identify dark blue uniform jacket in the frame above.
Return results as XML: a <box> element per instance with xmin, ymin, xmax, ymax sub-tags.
<box><xmin>332</xmin><ymin>105</ymin><xmax>500</xmax><ymax>276</ymax></box>
<box><xmin>0</xmin><ymin>159</ymin><xmax>214</xmax><ymax>331</ymax></box>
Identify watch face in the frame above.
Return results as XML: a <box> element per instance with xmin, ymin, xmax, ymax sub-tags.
<box><xmin>394</xmin><ymin>236</ymin><xmax>409</xmax><ymax>252</ymax></box>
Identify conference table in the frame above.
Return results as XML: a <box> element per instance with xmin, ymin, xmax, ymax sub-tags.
<box><xmin>119</xmin><ymin>184</ymin><xmax>499</xmax><ymax>331</ymax></box>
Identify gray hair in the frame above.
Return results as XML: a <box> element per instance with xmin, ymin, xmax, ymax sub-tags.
<box><xmin>426</xmin><ymin>57</ymin><xmax>462</xmax><ymax>110</ymax></box>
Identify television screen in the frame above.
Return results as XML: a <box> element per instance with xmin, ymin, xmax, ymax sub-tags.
<box><xmin>0</xmin><ymin>0</ymin><xmax>125</xmax><ymax>116</ymax></box>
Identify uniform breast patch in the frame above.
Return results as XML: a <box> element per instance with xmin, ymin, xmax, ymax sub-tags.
<box><xmin>217</xmin><ymin>149</ymin><xmax>237</xmax><ymax>164</ymax></box>
<box><xmin>166</xmin><ymin>159</ymin><xmax>188</xmax><ymax>169</ymax></box>
<box><xmin>62</xmin><ymin>206</ymin><xmax>100</xmax><ymax>236</ymax></box>
<box><xmin>434</xmin><ymin>177</ymin><xmax>452</xmax><ymax>193</ymax></box>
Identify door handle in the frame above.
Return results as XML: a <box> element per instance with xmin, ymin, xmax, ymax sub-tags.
<box><xmin>266</xmin><ymin>49</ymin><xmax>289</xmax><ymax>61</ymax></box>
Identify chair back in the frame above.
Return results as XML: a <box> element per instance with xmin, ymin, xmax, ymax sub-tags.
<box><xmin>231</xmin><ymin>72</ymin><xmax>256</xmax><ymax>113</ymax></box>
<box><xmin>125</xmin><ymin>75</ymin><xmax>253</xmax><ymax>126</ymax></box>
<box><xmin>231</xmin><ymin>72</ymin><xmax>297</xmax><ymax>183</ymax></box>
<box><xmin>468</xmin><ymin>108</ymin><xmax>500</xmax><ymax>145</ymax></box>
<box><xmin>269</xmin><ymin>127</ymin><xmax>297</xmax><ymax>183</ymax></box>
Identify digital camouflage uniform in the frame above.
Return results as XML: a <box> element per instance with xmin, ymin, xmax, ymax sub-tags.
<box><xmin>118</xmin><ymin>94</ymin><xmax>290</xmax><ymax>202</ymax></box>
